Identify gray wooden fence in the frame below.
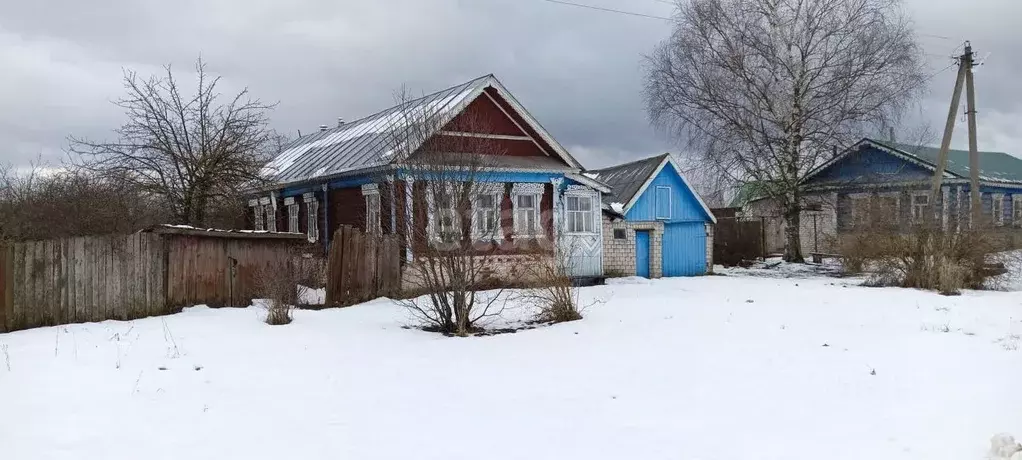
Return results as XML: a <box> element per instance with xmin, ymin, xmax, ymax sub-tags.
<box><xmin>0</xmin><ymin>227</ymin><xmax>324</xmax><ymax>333</ymax></box>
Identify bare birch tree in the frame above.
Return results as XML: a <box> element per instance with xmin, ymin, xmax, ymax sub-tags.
<box><xmin>69</xmin><ymin>57</ymin><xmax>282</xmax><ymax>227</ymax></box>
<box><xmin>387</xmin><ymin>89</ymin><xmax>543</xmax><ymax>335</ymax></box>
<box><xmin>645</xmin><ymin>0</ymin><xmax>927</xmax><ymax>261</ymax></box>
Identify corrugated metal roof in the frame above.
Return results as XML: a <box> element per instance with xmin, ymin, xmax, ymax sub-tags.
<box><xmin>261</xmin><ymin>75</ymin><xmax>492</xmax><ymax>185</ymax></box>
<box><xmin>871</xmin><ymin>138</ymin><xmax>1022</xmax><ymax>184</ymax></box>
<box><xmin>587</xmin><ymin>153</ymin><xmax>669</xmax><ymax>206</ymax></box>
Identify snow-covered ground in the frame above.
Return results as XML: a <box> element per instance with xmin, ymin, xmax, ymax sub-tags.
<box><xmin>2</xmin><ymin>272</ymin><xmax>1022</xmax><ymax>460</ymax></box>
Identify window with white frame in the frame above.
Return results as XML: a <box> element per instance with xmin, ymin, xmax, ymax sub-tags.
<box><xmin>992</xmin><ymin>193</ymin><xmax>1004</xmax><ymax>226</ymax></box>
<box><xmin>363</xmin><ymin>184</ymin><xmax>382</xmax><ymax>236</ymax></box>
<box><xmin>286</xmin><ymin>197</ymin><xmax>299</xmax><ymax>233</ymax></box>
<box><xmin>511</xmin><ymin>183</ymin><xmax>543</xmax><ymax>238</ymax></box>
<box><xmin>304</xmin><ymin>193</ymin><xmax>319</xmax><ymax>243</ymax></box>
<box><xmin>911</xmin><ymin>193</ymin><xmax>930</xmax><ymax>224</ymax></box>
<box><xmin>471</xmin><ymin>184</ymin><xmax>503</xmax><ymax>241</ymax></box>
<box><xmin>428</xmin><ymin>183</ymin><xmax>462</xmax><ymax>244</ymax></box>
<box><xmin>250</xmin><ymin>199</ymin><xmax>265</xmax><ymax>231</ymax></box>
<box><xmin>1014</xmin><ymin>195</ymin><xmax>1022</xmax><ymax>227</ymax></box>
<box><xmin>565</xmin><ymin>193</ymin><xmax>595</xmax><ymax>233</ymax></box>
<box><xmin>264</xmin><ymin>204</ymin><xmax>277</xmax><ymax>232</ymax></box>
<box><xmin>654</xmin><ymin>186</ymin><xmax>671</xmax><ymax>220</ymax></box>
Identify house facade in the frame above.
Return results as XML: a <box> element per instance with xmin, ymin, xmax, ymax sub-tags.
<box><xmin>590</xmin><ymin>153</ymin><xmax>716</xmax><ymax>278</ymax></box>
<box><xmin>740</xmin><ymin>138</ymin><xmax>1022</xmax><ymax>255</ymax></box>
<box><xmin>247</xmin><ymin>75</ymin><xmax>611</xmax><ymax>284</ymax></box>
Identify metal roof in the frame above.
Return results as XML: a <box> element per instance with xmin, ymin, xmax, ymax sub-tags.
<box><xmin>870</xmin><ymin>139</ymin><xmax>1022</xmax><ymax>184</ymax></box>
<box><xmin>262</xmin><ymin>75</ymin><xmax>488</xmax><ymax>185</ymax></box>
<box><xmin>587</xmin><ymin>153</ymin><xmax>669</xmax><ymax>206</ymax></box>
<box><xmin>260</xmin><ymin>74</ymin><xmax>584</xmax><ymax>188</ymax></box>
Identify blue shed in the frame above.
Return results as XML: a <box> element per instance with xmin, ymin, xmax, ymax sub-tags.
<box><xmin>591</xmin><ymin>154</ymin><xmax>717</xmax><ymax>277</ymax></box>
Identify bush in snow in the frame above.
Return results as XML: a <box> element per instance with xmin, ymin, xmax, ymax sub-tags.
<box><xmin>839</xmin><ymin>224</ymin><xmax>996</xmax><ymax>295</ymax></box>
<box><xmin>522</xmin><ymin>253</ymin><xmax>583</xmax><ymax>324</ymax></box>
<box><xmin>254</xmin><ymin>246</ymin><xmax>324</xmax><ymax>325</ymax></box>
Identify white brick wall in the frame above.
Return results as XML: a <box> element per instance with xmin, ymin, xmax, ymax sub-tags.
<box><xmin>602</xmin><ymin>214</ymin><xmax>664</xmax><ymax>278</ymax></box>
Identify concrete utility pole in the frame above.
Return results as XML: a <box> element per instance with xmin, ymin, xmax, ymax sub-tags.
<box><xmin>963</xmin><ymin>43</ymin><xmax>982</xmax><ymax>224</ymax></box>
<box><xmin>931</xmin><ymin>42</ymin><xmax>982</xmax><ymax>227</ymax></box>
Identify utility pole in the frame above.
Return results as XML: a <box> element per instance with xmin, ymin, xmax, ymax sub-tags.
<box><xmin>964</xmin><ymin>43</ymin><xmax>982</xmax><ymax>225</ymax></box>
<box><xmin>930</xmin><ymin>41</ymin><xmax>981</xmax><ymax>228</ymax></box>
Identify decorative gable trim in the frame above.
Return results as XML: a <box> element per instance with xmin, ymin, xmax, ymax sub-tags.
<box><xmin>479</xmin><ymin>77</ymin><xmax>583</xmax><ymax>169</ymax></box>
<box><xmin>623</xmin><ymin>155</ymin><xmax>717</xmax><ymax>224</ymax></box>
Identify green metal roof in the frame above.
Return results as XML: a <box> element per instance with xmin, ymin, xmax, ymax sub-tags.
<box><xmin>870</xmin><ymin>138</ymin><xmax>1022</xmax><ymax>184</ymax></box>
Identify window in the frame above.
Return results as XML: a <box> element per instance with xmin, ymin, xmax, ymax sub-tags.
<box><xmin>363</xmin><ymin>184</ymin><xmax>382</xmax><ymax>236</ymax></box>
<box><xmin>1014</xmin><ymin>195</ymin><xmax>1022</xmax><ymax>227</ymax></box>
<box><xmin>911</xmin><ymin>193</ymin><xmax>930</xmax><ymax>224</ymax></box>
<box><xmin>511</xmin><ymin>183</ymin><xmax>543</xmax><ymax>238</ymax></box>
<box><xmin>566</xmin><ymin>195</ymin><xmax>595</xmax><ymax>233</ymax></box>
<box><xmin>253</xmin><ymin>205</ymin><xmax>265</xmax><ymax>231</ymax></box>
<box><xmin>472</xmin><ymin>192</ymin><xmax>501</xmax><ymax>240</ymax></box>
<box><xmin>613</xmin><ymin>228</ymin><xmax>627</xmax><ymax>240</ymax></box>
<box><xmin>304</xmin><ymin>193</ymin><xmax>319</xmax><ymax>243</ymax></box>
<box><xmin>287</xmin><ymin>201</ymin><xmax>299</xmax><ymax>233</ymax></box>
<box><xmin>655</xmin><ymin>186</ymin><xmax>671</xmax><ymax>220</ymax></box>
<box><xmin>876</xmin><ymin>193</ymin><xmax>899</xmax><ymax>224</ymax></box>
<box><xmin>264</xmin><ymin>204</ymin><xmax>277</xmax><ymax>232</ymax></box>
<box><xmin>850</xmin><ymin>195</ymin><xmax>869</xmax><ymax>228</ymax></box>
<box><xmin>992</xmin><ymin>193</ymin><xmax>1004</xmax><ymax>226</ymax></box>
<box><xmin>429</xmin><ymin>185</ymin><xmax>462</xmax><ymax>244</ymax></box>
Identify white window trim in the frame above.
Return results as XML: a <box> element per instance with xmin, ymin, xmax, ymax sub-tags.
<box><xmin>511</xmin><ymin>183</ymin><xmax>544</xmax><ymax>239</ymax></box>
<box><xmin>654</xmin><ymin>185</ymin><xmax>672</xmax><ymax>220</ymax></box>
<box><xmin>303</xmin><ymin>193</ymin><xmax>319</xmax><ymax>243</ymax></box>
<box><xmin>362</xmin><ymin>184</ymin><xmax>382</xmax><ymax>236</ymax></box>
<box><xmin>286</xmin><ymin>196</ymin><xmax>299</xmax><ymax>233</ymax></box>
<box><xmin>470</xmin><ymin>183</ymin><xmax>504</xmax><ymax>242</ymax></box>
<box><xmin>1014</xmin><ymin>195</ymin><xmax>1022</xmax><ymax>227</ymax></box>
<box><xmin>263</xmin><ymin>199</ymin><xmax>277</xmax><ymax>233</ymax></box>
<box><xmin>992</xmin><ymin>193</ymin><xmax>1005</xmax><ymax>226</ymax></box>
<box><xmin>427</xmin><ymin>182</ymin><xmax>463</xmax><ymax>245</ymax></box>
<box><xmin>253</xmin><ymin>205</ymin><xmax>265</xmax><ymax>231</ymax></box>
<box><xmin>564</xmin><ymin>187</ymin><xmax>598</xmax><ymax>235</ymax></box>
<box><xmin>910</xmin><ymin>191</ymin><xmax>931</xmax><ymax>224</ymax></box>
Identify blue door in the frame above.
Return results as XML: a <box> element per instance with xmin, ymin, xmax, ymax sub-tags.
<box><xmin>662</xmin><ymin>222</ymin><xmax>707</xmax><ymax>276</ymax></box>
<box><xmin>635</xmin><ymin>230</ymin><xmax>650</xmax><ymax>278</ymax></box>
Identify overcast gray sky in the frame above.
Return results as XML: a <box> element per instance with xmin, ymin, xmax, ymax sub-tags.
<box><xmin>1</xmin><ymin>0</ymin><xmax>1020</xmax><ymax>171</ymax></box>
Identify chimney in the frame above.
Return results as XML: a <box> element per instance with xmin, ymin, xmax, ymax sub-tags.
<box><xmin>337</xmin><ymin>117</ymin><xmax>345</xmax><ymax>128</ymax></box>
<box><xmin>889</xmin><ymin>127</ymin><xmax>896</xmax><ymax>143</ymax></box>
<box><xmin>318</xmin><ymin>124</ymin><xmax>328</xmax><ymax>132</ymax></box>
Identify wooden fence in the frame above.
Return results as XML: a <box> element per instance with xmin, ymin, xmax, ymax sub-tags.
<box><xmin>0</xmin><ymin>227</ymin><xmax>324</xmax><ymax>333</ymax></box>
<box><xmin>325</xmin><ymin>226</ymin><xmax>402</xmax><ymax>306</ymax></box>
<box><xmin>713</xmin><ymin>217</ymin><xmax>765</xmax><ymax>267</ymax></box>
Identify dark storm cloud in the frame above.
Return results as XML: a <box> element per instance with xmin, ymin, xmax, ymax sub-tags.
<box><xmin>1</xmin><ymin>0</ymin><xmax>1019</xmax><ymax>171</ymax></box>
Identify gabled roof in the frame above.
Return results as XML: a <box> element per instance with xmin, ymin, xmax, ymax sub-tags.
<box><xmin>588</xmin><ymin>153</ymin><xmax>716</xmax><ymax>223</ymax></box>
<box><xmin>588</xmin><ymin>153</ymin><xmax>668</xmax><ymax>207</ymax></box>
<box><xmin>260</xmin><ymin>74</ymin><xmax>583</xmax><ymax>187</ymax></box>
<box><xmin>803</xmin><ymin>137</ymin><xmax>1022</xmax><ymax>186</ymax></box>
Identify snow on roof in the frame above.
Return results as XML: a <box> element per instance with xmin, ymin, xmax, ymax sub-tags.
<box><xmin>610</xmin><ymin>202</ymin><xmax>625</xmax><ymax>214</ymax></box>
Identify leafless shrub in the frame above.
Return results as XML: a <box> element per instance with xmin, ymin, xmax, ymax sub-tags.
<box><xmin>521</xmin><ymin>251</ymin><xmax>583</xmax><ymax>324</ymax></box>
<box><xmin>254</xmin><ymin>246</ymin><xmax>324</xmax><ymax>325</ymax></box>
<box><xmin>840</xmin><ymin>224</ymin><xmax>995</xmax><ymax>295</ymax></box>
<box><xmin>1</xmin><ymin>343</ymin><xmax>9</xmax><ymax>372</ymax></box>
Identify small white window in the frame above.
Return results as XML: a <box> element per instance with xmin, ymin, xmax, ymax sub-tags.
<box><xmin>472</xmin><ymin>191</ymin><xmax>501</xmax><ymax>241</ymax></box>
<box><xmin>1014</xmin><ymin>195</ymin><xmax>1022</xmax><ymax>227</ymax></box>
<box><xmin>264</xmin><ymin>204</ymin><xmax>277</xmax><ymax>232</ymax></box>
<box><xmin>363</xmin><ymin>184</ymin><xmax>382</xmax><ymax>236</ymax></box>
<box><xmin>253</xmin><ymin>205</ymin><xmax>265</xmax><ymax>231</ymax></box>
<box><xmin>511</xmin><ymin>183</ymin><xmax>544</xmax><ymax>238</ymax></box>
<box><xmin>911</xmin><ymin>193</ymin><xmax>930</xmax><ymax>224</ymax></box>
<box><xmin>992</xmin><ymin>193</ymin><xmax>1004</xmax><ymax>226</ymax></box>
<box><xmin>429</xmin><ymin>184</ymin><xmax>462</xmax><ymax>244</ymax></box>
<box><xmin>304</xmin><ymin>193</ymin><xmax>319</xmax><ymax>243</ymax></box>
<box><xmin>287</xmin><ymin>203</ymin><xmax>299</xmax><ymax>233</ymax></box>
<box><xmin>654</xmin><ymin>186</ymin><xmax>671</xmax><ymax>220</ymax></box>
<box><xmin>565</xmin><ymin>195</ymin><xmax>595</xmax><ymax>233</ymax></box>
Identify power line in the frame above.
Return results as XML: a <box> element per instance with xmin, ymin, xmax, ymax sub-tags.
<box><xmin>541</xmin><ymin>0</ymin><xmax>672</xmax><ymax>21</ymax></box>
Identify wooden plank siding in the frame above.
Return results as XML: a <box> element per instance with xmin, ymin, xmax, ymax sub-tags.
<box><xmin>0</xmin><ymin>230</ymin><xmax>324</xmax><ymax>333</ymax></box>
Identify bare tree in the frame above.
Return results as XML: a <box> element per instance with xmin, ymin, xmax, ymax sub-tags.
<box><xmin>69</xmin><ymin>57</ymin><xmax>281</xmax><ymax>227</ymax></box>
<box><xmin>387</xmin><ymin>89</ymin><xmax>547</xmax><ymax>335</ymax></box>
<box><xmin>645</xmin><ymin>0</ymin><xmax>927</xmax><ymax>261</ymax></box>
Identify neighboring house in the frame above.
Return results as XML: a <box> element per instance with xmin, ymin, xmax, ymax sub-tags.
<box><xmin>589</xmin><ymin>153</ymin><xmax>717</xmax><ymax>278</ymax></box>
<box><xmin>247</xmin><ymin>74</ymin><xmax>611</xmax><ymax>284</ymax></box>
<box><xmin>739</xmin><ymin>137</ymin><xmax>1022</xmax><ymax>255</ymax></box>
